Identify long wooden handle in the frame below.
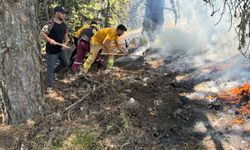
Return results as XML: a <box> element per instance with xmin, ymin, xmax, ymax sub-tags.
<box><xmin>55</xmin><ymin>42</ymin><xmax>70</xmax><ymax>49</ymax></box>
<box><xmin>101</xmin><ymin>53</ymin><xmax>126</xmax><ymax>56</ymax></box>
<box><xmin>100</xmin><ymin>53</ymin><xmax>144</xmax><ymax>57</ymax></box>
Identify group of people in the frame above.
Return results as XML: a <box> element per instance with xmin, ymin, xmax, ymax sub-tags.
<box><xmin>41</xmin><ymin>6</ymin><xmax>128</xmax><ymax>92</ymax></box>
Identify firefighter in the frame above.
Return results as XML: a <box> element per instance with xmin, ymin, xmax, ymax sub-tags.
<box><xmin>71</xmin><ymin>21</ymin><xmax>107</xmax><ymax>72</ymax></box>
<box><xmin>82</xmin><ymin>24</ymin><xmax>128</xmax><ymax>73</ymax></box>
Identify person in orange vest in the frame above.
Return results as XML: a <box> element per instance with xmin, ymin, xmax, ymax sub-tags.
<box><xmin>82</xmin><ymin>24</ymin><xmax>128</xmax><ymax>73</ymax></box>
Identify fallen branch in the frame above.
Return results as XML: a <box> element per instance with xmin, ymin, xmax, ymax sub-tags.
<box><xmin>64</xmin><ymin>83</ymin><xmax>102</xmax><ymax>112</ymax></box>
<box><xmin>64</xmin><ymin>92</ymin><xmax>91</xmax><ymax>112</ymax></box>
<box><xmin>76</xmin><ymin>73</ymin><xmax>101</xmax><ymax>85</ymax></box>
<box><xmin>67</xmin><ymin>108</ymin><xmax>72</xmax><ymax>121</ymax></box>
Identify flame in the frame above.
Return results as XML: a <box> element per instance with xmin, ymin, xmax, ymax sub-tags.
<box><xmin>206</xmin><ymin>95</ymin><xmax>215</xmax><ymax>100</ymax></box>
<box><xmin>218</xmin><ymin>83</ymin><xmax>250</xmax><ymax>115</ymax></box>
<box><xmin>233</xmin><ymin>117</ymin><xmax>245</xmax><ymax>125</ymax></box>
<box><xmin>237</xmin><ymin>105</ymin><xmax>250</xmax><ymax>115</ymax></box>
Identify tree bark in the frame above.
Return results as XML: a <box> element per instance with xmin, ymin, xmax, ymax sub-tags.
<box><xmin>0</xmin><ymin>0</ymin><xmax>43</xmax><ymax>124</ymax></box>
<box><xmin>104</xmin><ymin>0</ymin><xmax>111</xmax><ymax>27</ymax></box>
<box><xmin>129</xmin><ymin>0</ymin><xmax>145</xmax><ymax>29</ymax></box>
<box><xmin>142</xmin><ymin>0</ymin><xmax>165</xmax><ymax>39</ymax></box>
<box><xmin>37</xmin><ymin>0</ymin><xmax>50</xmax><ymax>28</ymax></box>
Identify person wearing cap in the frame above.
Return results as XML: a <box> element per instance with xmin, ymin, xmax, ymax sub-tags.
<box><xmin>40</xmin><ymin>6</ymin><xmax>69</xmax><ymax>92</ymax></box>
<box><xmin>71</xmin><ymin>21</ymin><xmax>105</xmax><ymax>73</ymax></box>
<box><xmin>82</xmin><ymin>24</ymin><xmax>128</xmax><ymax>73</ymax></box>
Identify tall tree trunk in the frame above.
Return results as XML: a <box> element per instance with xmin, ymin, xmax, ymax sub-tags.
<box><xmin>142</xmin><ymin>0</ymin><xmax>165</xmax><ymax>39</ymax></box>
<box><xmin>0</xmin><ymin>0</ymin><xmax>43</xmax><ymax>124</ymax></box>
<box><xmin>104</xmin><ymin>0</ymin><xmax>111</xmax><ymax>27</ymax></box>
<box><xmin>37</xmin><ymin>0</ymin><xmax>50</xmax><ymax>28</ymax></box>
<box><xmin>129</xmin><ymin>0</ymin><xmax>145</xmax><ymax>29</ymax></box>
<box><xmin>44</xmin><ymin>0</ymin><xmax>50</xmax><ymax>22</ymax></box>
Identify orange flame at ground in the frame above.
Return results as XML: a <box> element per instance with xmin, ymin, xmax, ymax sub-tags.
<box><xmin>234</xmin><ymin>117</ymin><xmax>246</xmax><ymax>125</ymax></box>
<box><xmin>218</xmin><ymin>83</ymin><xmax>250</xmax><ymax>115</ymax></box>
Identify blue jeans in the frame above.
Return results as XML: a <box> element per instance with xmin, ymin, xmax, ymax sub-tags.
<box><xmin>46</xmin><ymin>52</ymin><xmax>69</xmax><ymax>88</ymax></box>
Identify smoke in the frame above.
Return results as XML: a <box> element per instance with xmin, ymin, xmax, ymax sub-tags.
<box><xmin>151</xmin><ymin>0</ymin><xmax>250</xmax><ymax>92</ymax></box>
<box><xmin>128</xmin><ymin>0</ymin><xmax>146</xmax><ymax>29</ymax></box>
<box><xmin>140</xmin><ymin>1</ymin><xmax>250</xmax><ymax>146</ymax></box>
<box><xmin>155</xmin><ymin>0</ymin><xmax>238</xmax><ymax>61</ymax></box>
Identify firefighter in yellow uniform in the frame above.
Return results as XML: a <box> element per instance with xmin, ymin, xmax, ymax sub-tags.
<box><xmin>74</xmin><ymin>25</ymin><xmax>88</xmax><ymax>38</ymax></box>
<box><xmin>83</xmin><ymin>24</ymin><xmax>128</xmax><ymax>73</ymax></box>
<box><xmin>73</xmin><ymin>22</ymin><xmax>95</xmax><ymax>46</ymax></box>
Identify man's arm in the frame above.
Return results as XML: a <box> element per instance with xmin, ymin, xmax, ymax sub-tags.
<box><xmin>40</xmin><ymin>25</ymin><xmax>56</xmax><ymax>45</ymax></box>
<box><xmin>63</xmin><ymin>33</ymin><xmax>69</xmax><ymax>46</ymax></box>
<box><xmin>40</xmin><ymin>32</ymin><xmax>57</xmax><ymax>45</ymax></box>
<box><xmin>102</xmin><ymin>39</ymin><xmax>113</xmax><ymax>55</ymax></box>
<box><xmin>114</xmin><ymin>40</ymin><xmax>128</xmax><ymax>54</ymax></box>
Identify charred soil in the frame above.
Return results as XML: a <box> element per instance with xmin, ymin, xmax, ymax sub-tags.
<box><xmin>0</xmin><ymin>59</ymin><xmax>248</xmax><ymax>149</ymax></box>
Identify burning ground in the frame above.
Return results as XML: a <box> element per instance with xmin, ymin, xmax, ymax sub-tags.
<box><xmin>0</xmin><ymin>50</ymin><xmax>249</xmax><ymax>149</ymax></box>
<box><xmin>164</xmin><ymin>53</ymin><xmax>250</xmax><ymax>150</ymax></box>
<box><xmin>0</xmin><ymin>0</ymin><xmax>249</xmax><ymax>149</ymax></box>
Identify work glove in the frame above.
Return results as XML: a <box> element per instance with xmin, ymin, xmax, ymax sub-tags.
<box><xmin>71</xmin><ymin>62</ymin><xmax>81</xmax><ymax>73</ymax></box>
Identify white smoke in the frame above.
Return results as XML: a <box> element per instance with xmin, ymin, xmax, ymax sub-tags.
<box><xmin>152</xmin><ymin>0</ymin><xmax>250</xmax><ymax>93</ymax></box>
<box><xmin>155</xmin><ymin>0</ymin><xmax>239</xmax><ymax>62</ymax></box>
<box><xmin>145</xmin><ymin>1</ymin><xmax>250</xmax><ymax>146</ymax></box>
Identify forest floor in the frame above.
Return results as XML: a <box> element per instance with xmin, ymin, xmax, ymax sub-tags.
<box><xmin>0</xmin><ymin>52</ymin><xmax>250</xmax><ymax>150</ymax></box>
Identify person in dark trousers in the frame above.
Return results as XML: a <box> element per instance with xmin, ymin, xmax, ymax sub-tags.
<box><xmin>69</xmin><ymin>21</ymin><xmax>99</xmax><ymax>69</ymax></box>
<box><xmin>71</xmin><ymin>21</ymin><xmax>105</xmax><ymax>73</ymax></box>
<box><xmin>70</xmin><ymin>23</ymin><xmax>91</xmax><ymax>64</ymax></box>
<box><xmin>40</xmin><ymin>6</ymin><xmax>69</xmax><ymax>92</ymax></box>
